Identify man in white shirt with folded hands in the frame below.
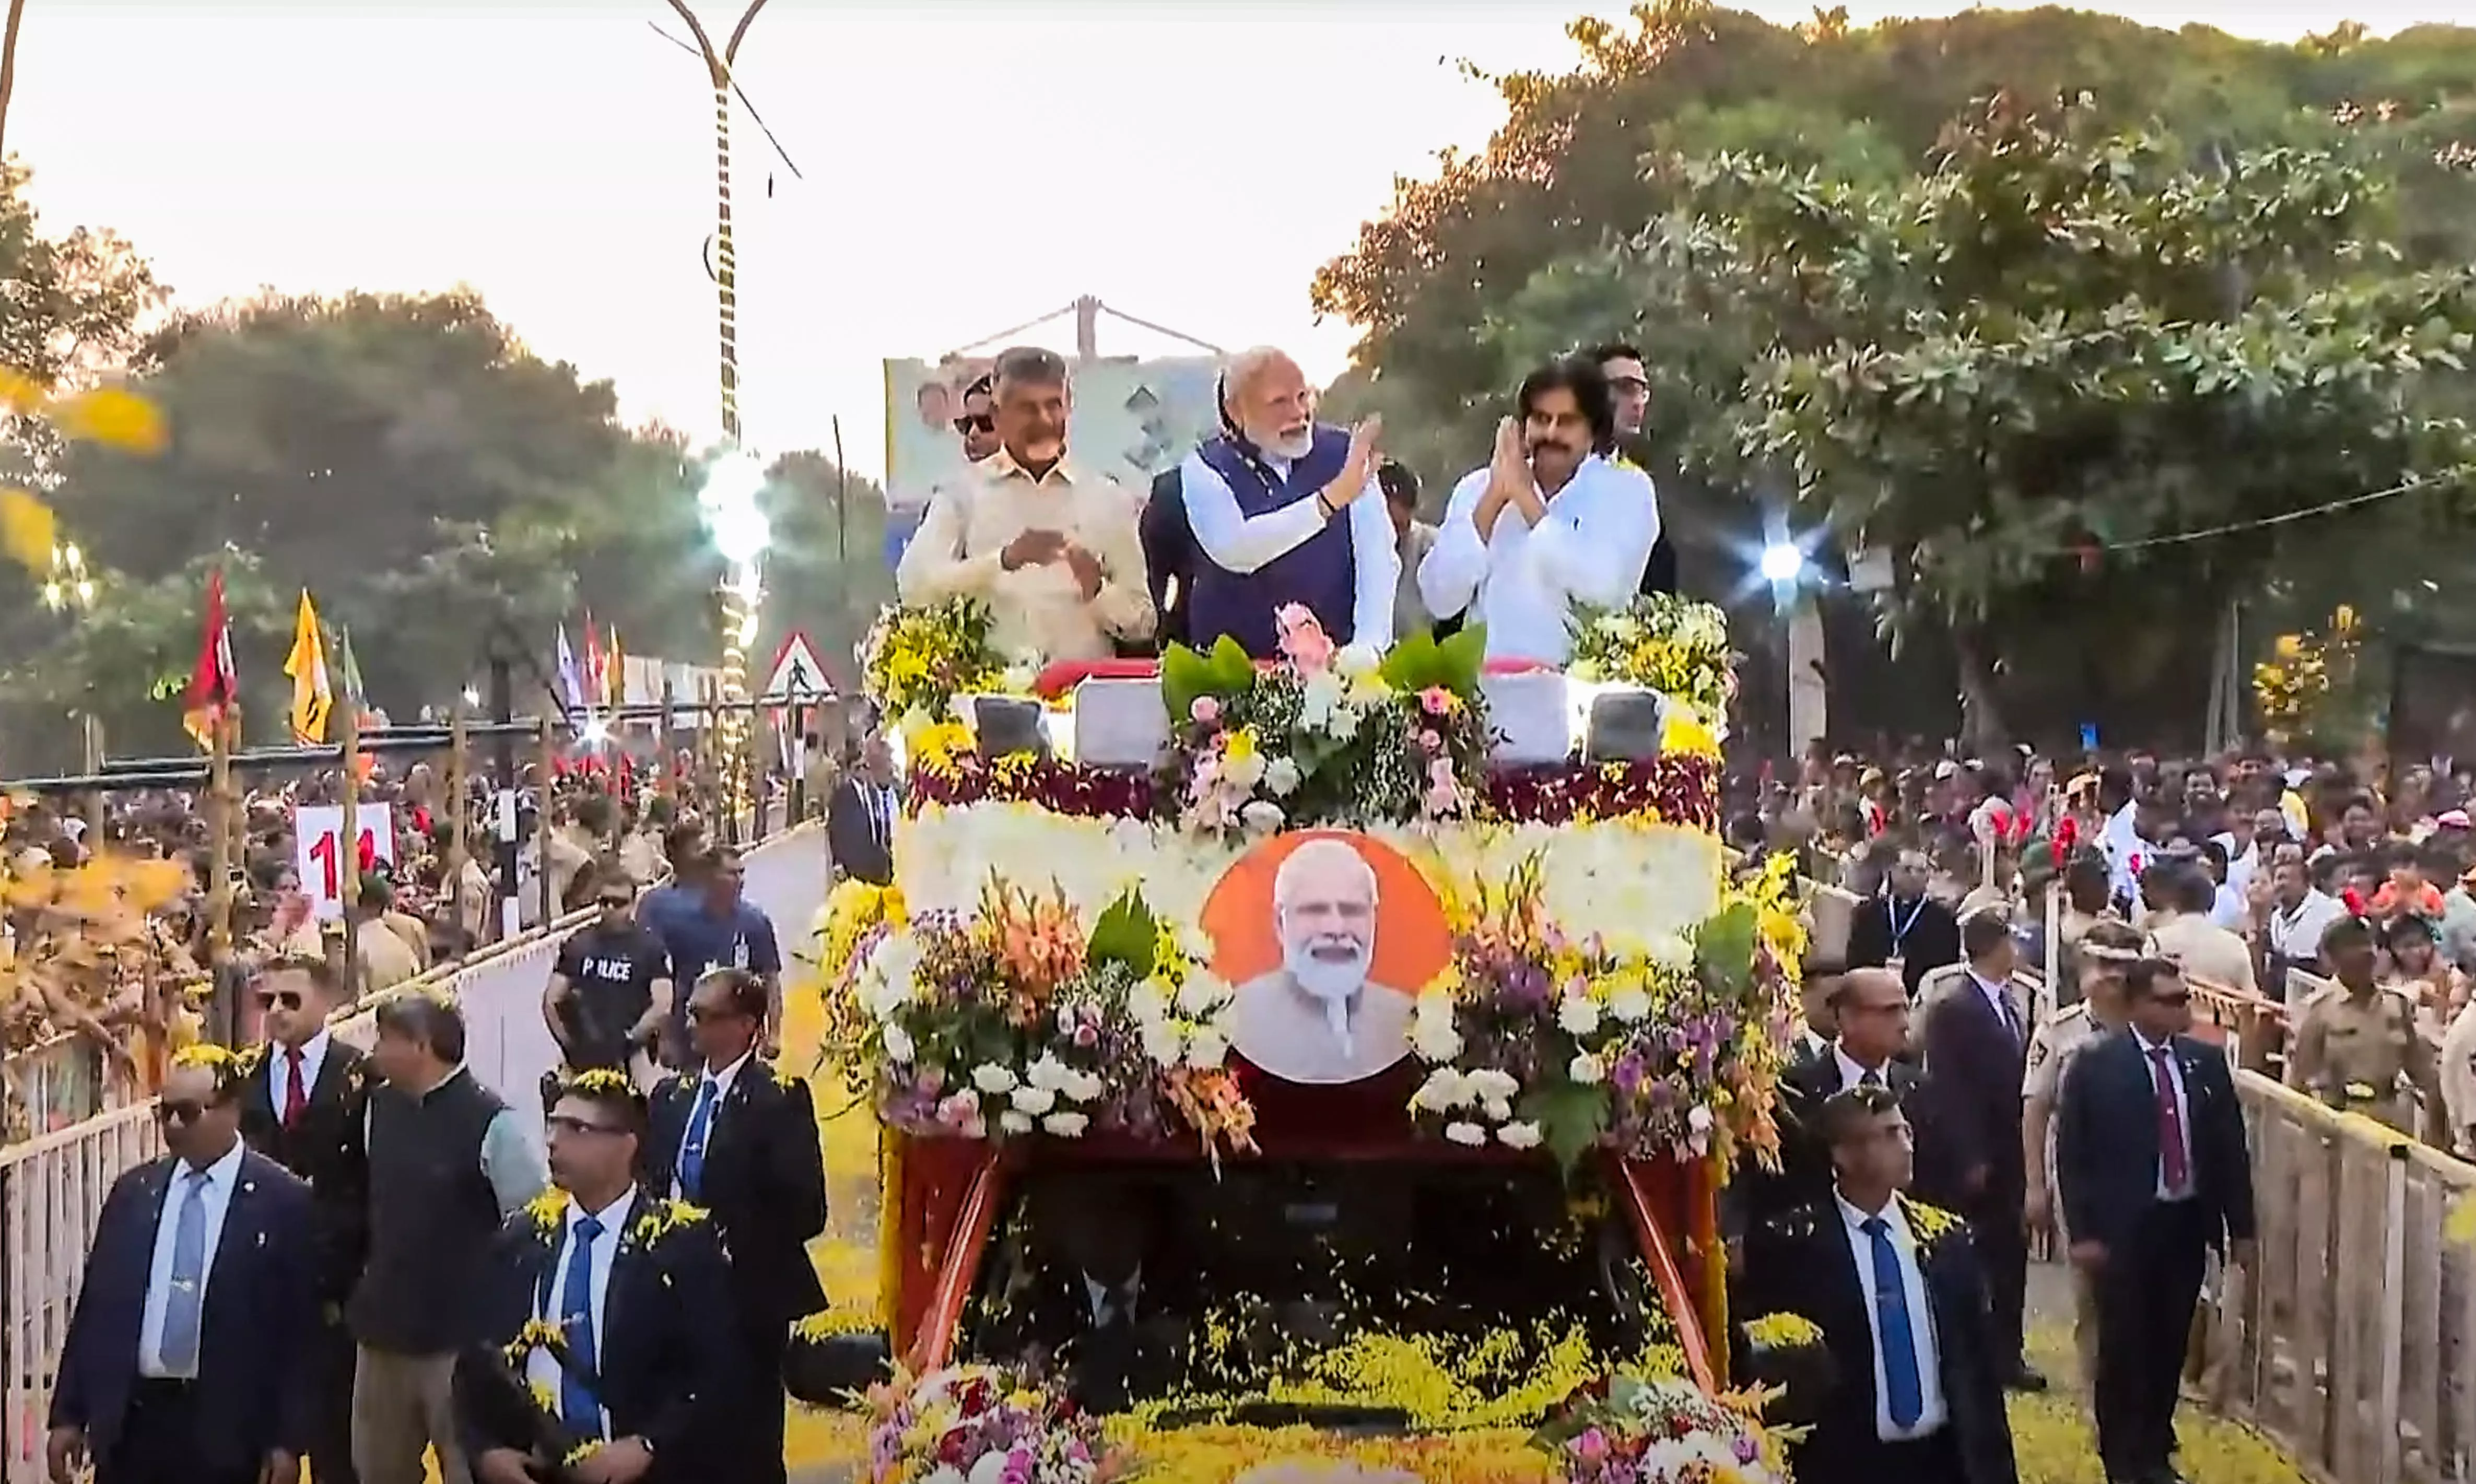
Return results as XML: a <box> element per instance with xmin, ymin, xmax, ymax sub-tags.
<box><xmin>1417</xmin><ymin>355</ymin><xmax>1661</xmax><ymax>664</ymax></box>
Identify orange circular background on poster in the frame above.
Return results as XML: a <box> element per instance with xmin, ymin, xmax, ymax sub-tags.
<box><xmin>1200</xmin><ymin>830</ymin><xmax>1452</xmax><ymax>992</ymax></box>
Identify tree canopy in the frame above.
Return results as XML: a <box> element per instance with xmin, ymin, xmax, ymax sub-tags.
<box><xmin>1318</xmin><ymin>3</ymin><xmax>2476</xmax><ymax>746</ymax></box>
<box><xmin>0</xmin><ymin>174</ymin><xmax>887</xmax><ymax>771</ymax></box>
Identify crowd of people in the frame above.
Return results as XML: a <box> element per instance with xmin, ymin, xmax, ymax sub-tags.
<box><xmin>42</xmin><ymin>800</ymin><xmax>817</xmax><ymax>1484</ymax></box>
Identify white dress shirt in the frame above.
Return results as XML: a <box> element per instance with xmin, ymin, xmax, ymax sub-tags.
<box><xmin>266</xmin><ymin>1028</ymin><xmax>330</xmax><ymax>1112</ymax></box>
<box><xmin>1177</xmin><ymin>448</ymin><xmax>1399</xmax><ymax>650</ymax></box>
<box><xmin>1082</xmin><ymin>1264</ymin><xmax>1142</xmax><ymax>1326</ymax></box>
<box><xmin>527</xmin><ymin>1188</ymin><xmax>637</xmax><ymax>1442</ymax></box>
<box><xmin>1833</xmin><ymin>1043</ymin><xmax>1889</xmax><ymax>1091</ymax></box>
<box><xmin>139</xmin><ymin>1139</ymin><xmax>247</xmax><ymax>1378</ymax></box>
<box><xmin>2133</xmin><ymin>1029</ymin><xmax>2194</xmax><ymax>1200</ymax></box>
<box><xmin>1416</xmin><ymin>454</ymin><xmax>1660</xmax><ymax>663</ymax></box>
<box><xmin>895</xmin><ymin>447</ymin><xmax>1154</xmax><ymax>662</ymax></box>
<box><xmin>671</xmin><ymin>1049</ymin><xmax>754</xmax><ymax>1200</ymax></box>
<box><xmin>1834</xmin><ymin>1193</ymin><xmax>1950</xmax><ymax>1442</ymax></box>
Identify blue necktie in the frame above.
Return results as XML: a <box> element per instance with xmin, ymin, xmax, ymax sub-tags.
<box><xmin>1862</xmin><ymin>1215</ymin><xmax>1926</xmax><ymax>1429</ymax></box>
<box><xmin>558</xmin><ymin>1215</ymin><xmax>604</xmax><ymax>1435</ymax></box>
<box><xmin>678</xmin><ymin>1079</ymin><xmax>719</xmax><ymax>1199</ymax></box>
<box><xmin>158</xmin><ymin>1169</ymin><xmax>211</xmax><ymax>1376</ymax></box>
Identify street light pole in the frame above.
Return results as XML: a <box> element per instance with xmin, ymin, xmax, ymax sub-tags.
<box><xmin>664</xmin><ymin>0</ymin><xmax>771</xmax><ymax>838</ymax></box>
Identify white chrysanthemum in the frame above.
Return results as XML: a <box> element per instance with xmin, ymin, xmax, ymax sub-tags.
<box><xmin>1141</xmin><ymin>1021</ymin><xmax>1184</xmax><ymax>1067</ymax></box>
<box><xmin>996</xmin><ymin>1110</ymin><xmax>1034</xmax><ymax>1135</ymax></box>
<box><xmin>1062</xmin><ymin>1069</ymin><xmax>1106</xmax><ymax>1103</ymax></box>
<box><xmin>1184</xmin><ymin>1028</ymin><xmax>1230</xmax><ymax>1068</ymax></box>
<box><xmin>1008</xmin><ymin>1083</ymin><xmax>1057</xmax><ymax>1116</ymax></box>
<box><xmin>1410</xmin><ymin>1067</ymin><xmax>1470</xmax><ymax>1113</ymax></box>
<box><xmin>1498</xmin><ymin>1121</ymin><xmax>1543</xmax><ymax>1150</ymax></box>
<box><xmin>1568</xmin><ymin>1052</ymin><xmax>1607</xmax><ymax>1086</ymax></box>
<box><xmin>1410</xmin><ymin>1011</ymin><xmax>1463</xmax><ymax>1063</ymax></box>
<box><xmin>1333</xmin><ymin>643</ymin><xmax>1380</xmax><ymax>679</ymax></box>
<box><xmin>1263</xmin><ymin>756</ymin><xmax>1303</xmax><ymax>796</ymax></box>
<box><xmin>1125</xmin><ymin>981</ymin><xmax>1170</xmax><ymax>1026</ymax></box>
<box><xmin>1040</xmin><ymin>1111</ymin><xmax>1089</xmax><ymax>1138</ymax></box>
<box><xmin>1443</xmin><ymin>1121</ymin><xmax>1487</xmax><ymax>1147</ymax></box>
<box><xmin>1240</xmin><ymin>799</ymin><xmax>1286</xmax><ymax>834</ymax></box>
<box><xmin>1608</xmin><ymin>983</ymin><xmax>1653</xmax><ymax>1023</ymax></box>
<box><xmin>1650</xmin><ymin>933</ymin><xmax>1695</xmax><ymax>971</ymax></box>
<box><xmin>970</xmin><ymin>1063</ymin><xmax>1018</xmax><ymax>1094</ymax></box>
<box><xmin>1481</xmin><ymin>1098</ymin><xmax>1513</xmax><ymax>1123</ymax></box>
<box><xmin>1025</xmin><ymin>1053</ymin><xmax>1069</xmax><ymax>1091</ymax></box>
<box><xmin>881</xmin><ymin>1023</ymin><xmax>916</xmax><ymax>1065</ymax></box>
<box><xmin>1467</xmin><ymin>1068</ymin><xmax>1520</xmax><ymax>1103</ymax></box>
<box><xmin>1556</xmin><ymin>994</ymin><xmax>1602</xmax><ymax>1037</ymax></box>
<box><xmin>1176</xmin><ymin>971</ymin><xmax>1229</xmax><ymax>1017</ymax></box>
<box><xmin>1224</xmin><ymin>749</ymin><xmax>1266</xmax><ymax>790</ymax></box>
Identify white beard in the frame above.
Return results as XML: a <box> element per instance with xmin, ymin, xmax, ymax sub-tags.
<box><xmin>1255</xmin><ymin>427</ymin><xmax>1315</xmax><ymax>463</ymax></box>
<box><xmin>1284</xmin><ymin>939</ymin><xmax>1371</xmax><ymax>1056</ymax></box>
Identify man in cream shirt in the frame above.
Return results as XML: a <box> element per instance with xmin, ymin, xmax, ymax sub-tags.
<box><xmin>897</xmin><ymin>344</ymin><xmax>1154</xmax><ymax>663</ymax></box>
<box><xmin>1417</xmin><ymin>355</ymin><xmax>1660</xmax><ymax>663</ymax></box>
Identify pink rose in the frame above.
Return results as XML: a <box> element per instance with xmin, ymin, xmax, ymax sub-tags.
<box><xmin>1419</xmin><ymin>686</ymin><xmax>1453</xmax><ymax>716</ymax></box>
<box><xmin>1190</xmin><ymin>695</ymin><xmax>1222</xmax><ymax>726</ymax></box>
<box><xmin>1416</xmin><ymin>728</ymin><xmax>1442</xmax><ymax>753</ymax></box>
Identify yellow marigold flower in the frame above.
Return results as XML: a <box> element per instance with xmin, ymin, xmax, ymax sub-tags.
<box><xmin>1741</xmin><ymin>1311</ymin><xmax>1824</xmax><ymax>1350</ymax></box>
<box><xmin>51</xmin><ymin>385</ymin><xmax>167</xmax><ymax>454</ymax></box>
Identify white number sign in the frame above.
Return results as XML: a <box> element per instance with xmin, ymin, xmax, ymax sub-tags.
<box><xmin>294</xmin><ymin>803</ymin><xmax>398</xmax><ymax>921</ymax></box>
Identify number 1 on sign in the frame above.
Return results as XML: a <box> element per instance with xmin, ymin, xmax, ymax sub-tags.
<box><xmin>309</xmin><ymin>828</ymin><xmax>378</xmax><ymax>898</ymax></box>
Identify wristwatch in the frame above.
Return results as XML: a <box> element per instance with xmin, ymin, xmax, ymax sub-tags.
<box><xmin>1312</xmin><ymin>491</ymin><xmax>1336</xmax><ymax>520</ymax></box>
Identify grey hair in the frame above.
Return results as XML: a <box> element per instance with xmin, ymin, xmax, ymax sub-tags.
<box><xmin>1222</xmin><ymin>345</ymin><xmax>1299</xmax><ymax>407</ymax></box>
<box><xmin>1273</xmin><ymin>836</ymin><xmax>1380</xmax><ymax>911</ymax></box>
<box><xmin>991</xmin><ymin>345</ymin><xmax>1069</xmax><ymax>394</ymax></box>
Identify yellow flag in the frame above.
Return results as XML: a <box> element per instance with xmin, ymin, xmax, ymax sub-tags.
<box><xmin>284</xmin><ymin>590</ymin><xmax>333</xmax><ymax>745</ymax></box>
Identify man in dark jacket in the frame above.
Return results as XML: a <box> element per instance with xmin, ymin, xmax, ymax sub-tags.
<box><xmin>1140</xmin><ymin>464</ymin><xmax>1195</xmax><ymax>652</ymax></box>
<box><xmin>237</xmin><ymin>956</ymin><xmax>371</xmax><ymax>1484</ymax></box>
<box><xmin>1847</xmin><ymin>847</ymin><xmax>1963</xmax><ymax>997</ymax></box>
<box><xmin>643</xmin><ymin>970</ymin><xmax>827</xmax><ymax>1484</ymax></box>
<box><xmin>48</xmin><ymin>1047</ymin><xmax>319</xmax><ymax>1484</ymax></box>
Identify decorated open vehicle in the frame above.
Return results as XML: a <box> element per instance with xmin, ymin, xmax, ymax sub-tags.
<box><xmin>801</xmin><ymin>598</ymin><xmax>1803</xmax><ymax>1481</ymax></box>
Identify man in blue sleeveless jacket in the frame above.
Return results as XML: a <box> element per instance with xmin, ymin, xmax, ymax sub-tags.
<box><xmin>1177</xmin><ymin>347</ymin><xmax>1396</xmax><ymax>658</ymax></box>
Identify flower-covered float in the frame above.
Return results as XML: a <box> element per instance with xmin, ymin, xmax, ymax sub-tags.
<box><xmin>802</xmin><ymin>595</ymin><xmax>1800</xmax><ymax>1482</ymax></box>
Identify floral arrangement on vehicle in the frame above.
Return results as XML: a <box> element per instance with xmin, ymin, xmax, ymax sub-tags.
<box><xmin>824</xmin><ymin>879</ymin><xmax>1259</xmax><ymax>1160</ymax></box>
<box><xmin>1158</xmin><ymin>605</ymin><xmax>1494</xmax><ymax>841</ymax></box>
<box><xmin>1565</xmin><ymin>594</ymin><xmax>1736</xmax><ymax>727</ymax></box>
<box><xmin>864</xmin><ymin>1361</ymin><xmax>1129</xmax><ymax>1484</ymax></box>
<box><xmin>1529</xmin><ymin>1368</ymin><xmax>1791</xmax><ymax>1484</ymax></box>
<box><xmin>861</xmin><ymin>597</ymin><xmax>1030</xmax><ymax>732</ymax></box>
<box><xmin>1406</xmin><ymin>853</ymin><xmax>1804</xmax><ymax>1170</ymax></box>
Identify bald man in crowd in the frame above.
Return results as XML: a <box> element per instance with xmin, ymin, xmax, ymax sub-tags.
<box><xmin>1228</xmin><ymin>839</ymin><xmax>1412</xmax><ymax>1083</ymax></box>
<box><xmin>1178</xmin><ymin>346</ymin><xmax>1396</xmax><ymax>657</ymax></box>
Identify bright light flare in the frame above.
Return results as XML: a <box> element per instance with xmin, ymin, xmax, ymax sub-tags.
<box><xmin>698</xmin><ymin>449</ymin><xmax>772</xmax><ymax>564</ymax></box>
<box><xmin>581</xmin><ymin>717</ymin><xmax>611</xmax><ymax>745</ymax></box>
<box><xmin>1758</xmin><ymin>541</ymin><xmax>1806</xmax><ymax>584</ymax></box>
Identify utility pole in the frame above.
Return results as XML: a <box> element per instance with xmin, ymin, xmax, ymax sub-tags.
<box><xmin>0</xmin><ymin>0</ymin><xmax>28</xmax><ymax>162</ymax></box>
<box><xmin>488</xmin><ymin>643</ymin><xmax>519</xmax><ymax>941</ymax></box>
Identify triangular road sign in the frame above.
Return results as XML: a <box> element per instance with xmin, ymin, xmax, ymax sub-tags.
<box><xmin>765</xmin><ymin>630</ymin><xmax>829</xmax><ymax>699</ymax></box>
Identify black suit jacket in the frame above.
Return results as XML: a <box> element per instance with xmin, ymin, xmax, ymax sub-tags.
<box><xmin>2055</xmin><ymin>1030</ymin><xmax>2256</xmax><ymax>1256</ymax></box>
<box><xmin>642</xmin><ymin>1062</ymin><xmax>829</xmax><ymax>1335</ymax></box>
<box><xmin>1847</xmin><ymin>896</ymin><xmax>1962</xmax><ymax>998</ymax></box>
<box><xmin>50</xmin><ymin>1149</ymin><xmax>319</xmax><ymax>1475</ymax></box>
<box><xmin>1730</xmin><ymin>1052</ymin><xmax>1954</xmax><ymax>1236</ymax></box>
<box><xmin>1920</xmin><ymin>972</ymin><xmax>2029</xmax><ymax>1199</ymax></box>
<box><xmin>1741</xmin><ymin>1197</ymin><xmax>2020</xmax><ymax>1484</ymax></box>
<box><xmin>238</xmin><ymin>1038</ymin><xmax>372</xmax><ymax>1309</ymax></box>
<box><xmin>1140</xmin><ymin>466</ymin><xmax>1194</xmax><ymax>653</ymax></box>
<box><xmin>460</xmin><ymin>1193</ymin><xmax>741</xmax><ymax>1480</ymax></box>
<box><xmin>825</xmin><ymin>778</ymin><xmax>895</xmax><ymax>887</ymax></box>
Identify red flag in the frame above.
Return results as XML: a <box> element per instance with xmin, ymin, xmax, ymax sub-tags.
<box><xmin>181</xmin><ymin>569</ymin><xmax>238</xmax><ymax>750</ymax></box>
<box><xmin>581</xmin><ymin>610</ymin><xmax>605</xmax><ymax>707</ymax></box>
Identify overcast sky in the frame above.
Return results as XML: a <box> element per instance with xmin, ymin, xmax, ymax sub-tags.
<box><xmin>11</xmin><ymin>1</ymin><xmax>2463</xmax><ymax>474</ymax></box>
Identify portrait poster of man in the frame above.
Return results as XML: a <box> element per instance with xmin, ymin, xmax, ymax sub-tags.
<box><xmin>1201</xmin><ymin>831</ymin><xmax>1449</xmax><ymax>1085</ymax></box>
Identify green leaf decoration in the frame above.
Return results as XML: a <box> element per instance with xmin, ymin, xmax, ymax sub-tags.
<box><xmin>1159</xmin><ymin>642</ymin><xmax>1214</xmax><ymax>733</ymax></box>
<box><xmin>1086</xmin><ymin>890</ymin><xmax>1158</xmax><ymax>977</ymax></box>
<box><xmin>1379</xmin><ymin>623</ymin><xmax>1489</xmax><ymax>698</ymax></box>
<box><xmin>1520</xmin><ymin>1076</ymin><xmax>1610</xmax><ymax>1174</ymax></box>
<box><xmin>1378</xmin><ymin>628</ymin><xmax>1442</xmax><ymax>693</ymax></box>
<box><xmin>1205</xmin><ymin>634</ymin><xmax>1256</xmax><ymax>692</ymax></box>
<box><xmin>1436</xmin><ymin>623</ymin><xmax>1487</xmax><ymax>695</ymax></box>
<box><xmin>1694</xmin><ymin>900</ymin><xmax>1759</xmax><ymax>997</ymax></box>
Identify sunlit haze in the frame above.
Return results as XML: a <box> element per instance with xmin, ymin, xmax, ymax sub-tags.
<box><xmin>12</xmin><ymin>1</ymin><xmax>2464</xmax><ymax>476</ymax></box>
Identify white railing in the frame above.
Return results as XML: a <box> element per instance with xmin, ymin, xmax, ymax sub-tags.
<box><xmin>0</xmin><ymin>823</ymin><xmax>829</xmax><ymax>1484</ymax></box>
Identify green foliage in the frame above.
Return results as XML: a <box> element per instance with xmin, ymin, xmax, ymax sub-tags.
<box><xmin>1376</xmin><ymin>624</ymin><xmax>1487</xmax><ymax>698</ymax></box>
<box><xmin>1519</xmin><ymin>1076</ymin><xmax>1610</xmax><ymax>1175</ymax></box>
<box><xmin>1159</xmin><ymin>635</ymin><xmax>1256</xmax><ymax>730</ymax></box>
<box><xmin>1086</xmin><ymin>890</ymin><xmax>1158</xmax><ymax>979</ymax></box>
<box><xmin>1692</xmin><ymin>899</ymin><xmax>1759</xmax><ymax>999</ymax></box>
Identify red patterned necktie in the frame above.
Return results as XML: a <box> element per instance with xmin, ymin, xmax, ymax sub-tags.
<box><xmin>2149</xmin><ymin>1045</ymin><xmax>2190</xmax><ymax>1196</ymax></box>
<box><xmin>283</xmin><ymin>1047</ymin><xmax>308</xmax><ymax>1128</ymax></box>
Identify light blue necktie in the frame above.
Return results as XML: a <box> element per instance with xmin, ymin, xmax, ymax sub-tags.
<box><xmin>1862</xmin><ymin>1215</ymin><xmax>1926</xmax><ymax>1429</ymax></box>
<box><xmin>678</xmin><ymin>1078</ymin><xmax>719</xmax><ymax>1199</ymax></box>
<box><xmin>558</xmin><ymin>1215</ymin><xmax>604</xmax><ymax>1434</ymax></box>
<box><xmin>158</xmin><ymin>1169</ymin><xmax>211</xmax><ymax>1376</ymax></box>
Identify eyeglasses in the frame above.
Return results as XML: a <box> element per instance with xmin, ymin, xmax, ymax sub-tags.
<box><xmin>255</xmin><ymin>990</ymin><xmax>304</xmax><ymax>1011</ymax></box>
<box><xmin>952</xmin><ymin>412</ymin><xmax>995</xmax><ymax>435</ymax></box>
<box><xmin>156</xmin><ymin>1099</ymin><xmax>208</xmax><ymax>1125</ymax></box>
<box><xmin>546</xmin><ymin>1114</ymin><xmax>629</xmax><ymax>1138</ymax></box>
<box><xmin>685</xmin><ymin>1003</ymin><xmax>750</xmax><ymax>1024</ymax></box>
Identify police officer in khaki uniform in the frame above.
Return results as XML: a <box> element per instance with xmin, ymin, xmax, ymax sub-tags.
<box><xmin>2291</xmin><ymin>914</ymin><xmax>2446</xmax><ymax>1143</ymax></box>
<box><xmin>2024</xmin><ymin>920</ymin><xmax>2142</xmax><ymax>1400</ymax></box>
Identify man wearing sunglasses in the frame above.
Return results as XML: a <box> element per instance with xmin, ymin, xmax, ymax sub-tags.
<box><xmin>951</xmin><ymin>372</ymin><xmax>1001</xmax><ymax>463</ymax></box>
<box><xmin>47</xmin><ymin>1045</ymin><xmax>319</xmax><ymax>1484</ymax></box>
<box><xmin>2057</xmin><ymin>957</ymin><xmax>2257</xmax><ymax>1484</ymax></box>
<box><xmin>237</xmin><ymin>956</ymin><xmax>371</xmax><ymax>1484</ymax></box>
<box><xmin>642</xmin><ymin>970</ymin><xmax>826</xmax><ymax>1484</ymax></box>
<box><xmin>466</xmin><ymin>1074</ymin><xmax>739</xmax><ymax>1484</ymax></box>
<box><xmin>545</xmin><ymin>868</ymin><xmax>674</xmax><ymax>1092</ymax></box>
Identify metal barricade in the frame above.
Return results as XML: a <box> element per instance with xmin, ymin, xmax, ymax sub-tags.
<box><xmin>0</xmin><ymin>823</ymin><xmax>828</xmax><ymax>1484</ymax></box>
